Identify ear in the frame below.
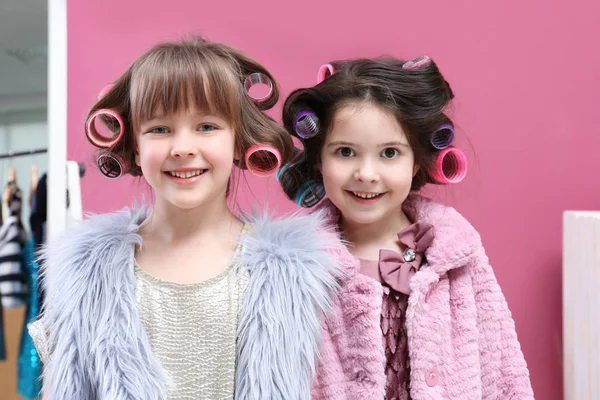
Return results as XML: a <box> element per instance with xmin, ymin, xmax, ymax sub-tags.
<box><xmin>314</xmin><ymin>161</ymin><xmax>322</xmax><ymax>173</ymax></box>
<box><xmin>135</xmin><ymin>150</ymin><xmax>140</xmax><ymax>167</ymax></box>
<box><xmin>234</xmin><ymin>145</ymin><xmax>242</xmax><ymax>162</ymax></box>
<box><xmin>413</xmin><ymin>163</ymin><xmax>420</xmax><ymax>177</ymax></box>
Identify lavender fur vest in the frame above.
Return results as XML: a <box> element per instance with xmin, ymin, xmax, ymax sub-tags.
<box><xmin>34</xmin><ymin>206</ymin><xmax>346</xmax><ymax>400</ymax></box>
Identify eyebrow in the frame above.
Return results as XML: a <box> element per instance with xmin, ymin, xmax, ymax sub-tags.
<box><xmin>326</xmin><ymin>140</ymin><xmax>410</xmax><ymax>148</ymax></box>
<box><xmin>380</xmin><ymin>141</ymin><xmax>410</xmax><ymax>148</ymax></box>
<box><xmin>326</xmin><ymin>141</ymin><xmax>354</xmax><ymax>148</ymax></box>
<box><xmin>147</xmin><ymin>107</ymin><xmax>216</xmax><ymax>119</ymax></box>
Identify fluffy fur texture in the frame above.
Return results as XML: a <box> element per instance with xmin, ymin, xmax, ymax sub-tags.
<box><xmin>35</xmin><ymin>206</ymin><xmax>344</xmax><ymax>400</ymax></box>
<box><xmin>311</xmin><ymin>195</ymin><xmax>534</xmax><ymax>400</ymax></box>
<box><xmin>235</xmin><ymin>209</ymin><xmax>345</xmax><ymax>399</ymax></box>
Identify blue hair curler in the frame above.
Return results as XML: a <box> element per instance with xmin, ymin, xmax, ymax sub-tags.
<box><xmin>294</xmin><ymin>180</ymin><xmax>326</xmax><ymax>208</ymax></box>
<box><xmin>275</xmin><ymin>163</ymin><xmax>292</xmax><ymax>182</ymax></box>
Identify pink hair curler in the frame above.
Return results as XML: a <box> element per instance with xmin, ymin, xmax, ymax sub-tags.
<box><xmin>97</xmin><ymin>84</ymin><xmax>114</xmax><ymax>100</ymax></box>
<box><xmin>402</xmin><ymin>55</ymin><xmax>431</xmax><ymax>70</ymax></box>
<box><xmin>429</xmin><ymin>147</ymin><xmax>468</xmax><ymax>184</ymax></box>
<box><xmin>243</xmin><ymin>72</ymin><xmax>274</xmax><ymax>103</ymax></box>
<box><xmin>430</xmin><ymin>124</ymin><xmax>455</xmax><ymax>150</ymax></box>
<box><xmin>97</xmin><ymin>153</ymin><xmax>124</xmax><ymax>179</ymax></box>
<box><xmin>245</xmin><ymin>145</ymin><xmax>282</xmax><ymax>177</ymax></box>
<box><xmin>317</xmin><ymin>63</ymin><xmax>334</xmax><ymax>83</ymax></box>
<box><xmin>85</xmin><ymin>109</ymin><xmax>125</xmax><ymax>148</ymax></box>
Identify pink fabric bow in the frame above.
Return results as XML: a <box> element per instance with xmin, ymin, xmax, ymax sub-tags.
<box><xmin>379</xmin><ymin>222</ymin><xmax>434</xmax><ymax>294</ymax></box>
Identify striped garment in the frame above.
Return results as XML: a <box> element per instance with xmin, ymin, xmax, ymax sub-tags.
<box><xmin>0</xmin><ymin>215</ymin><xmax>27</xmax><ymax>308</ymax></box>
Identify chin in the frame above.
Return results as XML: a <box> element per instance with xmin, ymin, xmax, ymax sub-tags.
<box><xmin>336</xmin><ymin>207</ymin><xmax>381</xmax><ymax>225</ymax></box>
<box><xmin>346</xmin><ymin>214</ymin><xmax>383</xmax><ymax>226</ymax></box>
<box><xmin>160</xmin><ymin>192</ymin><xmax>209</xmax><ymax>210</ymax></box>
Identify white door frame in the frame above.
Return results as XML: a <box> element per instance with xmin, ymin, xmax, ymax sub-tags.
<box><xmin>47</xmin><ymin>0</ymin><xmax>68</xmax><ymax>239</ymax></box>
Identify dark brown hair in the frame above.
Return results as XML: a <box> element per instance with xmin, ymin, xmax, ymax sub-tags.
<box><xmin>278</xmin><ymin>56</ymin><xmax>455</xmax><ymax>205</ymax></box>
<box><xmin>86</xmin><ymin>36</ymin><xmax>294</xmax><ymax>176</ymax></box>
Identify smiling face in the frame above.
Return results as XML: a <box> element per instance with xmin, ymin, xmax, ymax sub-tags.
<box><xmin>135</xmin><ymin>106</ymin><xmax>237</xmax><ymax>211</ymax></box>
<box><xmin>320</xmin><ymin>101</ymin><xmax>419</xmax><ymax>228</ymax></box>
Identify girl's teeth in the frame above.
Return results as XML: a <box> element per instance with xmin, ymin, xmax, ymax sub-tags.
<box><xmin>169</xmin><ymin>170</ymin><xmax>204</xmax><ymax>178</ymax></box>
<box><xmin>352</xmin><ymin>192</ymin><xmax>380</xmax><ymax>199</ymax></box>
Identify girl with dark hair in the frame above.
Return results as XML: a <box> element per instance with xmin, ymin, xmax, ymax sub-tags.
<box><xmin>278</xmin><ymin>56</ymin><xmax>534</xmax><ymax>399</ymax></box>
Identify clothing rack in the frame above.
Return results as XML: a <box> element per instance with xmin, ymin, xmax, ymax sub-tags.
<box><xmin>0</xmin><ymin>148</ymin><xmax>85</xmax><ymax>177</ymax></box>
<box><xmin>0</xmin><ymin>148</ymin><xmax>47</xmax><ymax>159</ymax></box>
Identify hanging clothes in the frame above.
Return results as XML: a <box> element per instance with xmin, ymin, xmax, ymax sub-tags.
<box><xmin>0</xmin><ymin>170</ymin><xmax>28</xmax><ymax>364</ymax></box>
<box><xmin>29</xmin><ymin>173</ymin><xmax>46</xmax><ymax>251</ymax></box>
<box><xmin>29</xmin><ymin>172</ymin><xmax>46</xmax><ymax>313</ymax></box>
<box><xmin>17</xmin><ymin>237</ymin><xmax>42</xmax><ymax>398</ymax></box>
<box><xmin>28</xmin><ymin>164</ymin><xmax>39</xmax><ymax>208</ymax></box>
<box><xmin>0</xmin><ymin>215</ymin><xmax>27</xmax><ymax>309</ymax></box>
<box><xmin>16</xmin><ymin>169</ymin><xmax>46</xmax><ymax>396</ymax></box>
<box><xmin>0</xmin><ymin>177</ymin><xmax>28</xmax><ymax>309</ymax></box>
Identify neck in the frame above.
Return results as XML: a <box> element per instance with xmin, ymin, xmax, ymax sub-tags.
<box><xmin>142</xmin><ymin>195</ymin><xmax>242</xmax><ymax>242</ymax></box>
<box><xmin>340</xmin><ymin>207</ymin><xmax>412</xmax><ymax>248</ymax></box>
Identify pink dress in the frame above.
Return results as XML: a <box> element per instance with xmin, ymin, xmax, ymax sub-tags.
<box><xmin>358</xmin><ymin>222</ymin><xmax>434</xmax><ymax>400</ymax></box>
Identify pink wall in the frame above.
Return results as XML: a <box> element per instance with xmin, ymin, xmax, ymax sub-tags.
<box><xmin>68</xmin><ymin>1</ymin><xmax>600</xmax><ymax>398</ymax></box>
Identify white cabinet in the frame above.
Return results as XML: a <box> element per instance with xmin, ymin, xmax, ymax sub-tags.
<box><xmin>563</xmin><ymin>211</ymin><xmax>600</xmax><ymax>400</ymax></box>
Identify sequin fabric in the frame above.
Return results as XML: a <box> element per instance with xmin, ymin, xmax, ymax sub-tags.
<box><xmin>358</xmin><ymin>222</ymin><xmax>434</xmax><ymax>400</ymax></box>
<box><xmin>18</xmin><ymin>238</ymin><xmax>43</xmax><ymax>398</ymax></box>
<box><xmin>134</xmin><ymin>233</ymin><xmax>249</xmax><ymax>400</ymax></box>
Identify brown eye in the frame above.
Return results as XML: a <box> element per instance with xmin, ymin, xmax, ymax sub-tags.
<box><xmin>382</xmin><ymin>148</ymin><xmax>400</xmax><ymax>159</ymax></box>
<box><xmin>337</xmin><ymin>147</ymin><xmax>354</xmax><ymax>157</ymax></box>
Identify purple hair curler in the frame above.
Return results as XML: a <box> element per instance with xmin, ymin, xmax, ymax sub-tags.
<box><xmin>293</xmin><ymin>110</ymin><xmax>320</xmax><ymax>139</ymax></box>
<box><xmin>430</xmin><ymin>124</ymin><xmax>455</xmax><ymax>150</ymax></box>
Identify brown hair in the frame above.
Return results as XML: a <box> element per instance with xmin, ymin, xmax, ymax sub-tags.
<box><xmin>278</xmin><ymin>56</ymin><xmax>455</xmax><ymax>204</ymax></box>
<box><xmin>86</xmin><ymin>36</ymin><xmax>293</xmax><ymax>176</ymax></box>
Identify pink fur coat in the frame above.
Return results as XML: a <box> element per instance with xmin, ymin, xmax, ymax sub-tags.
<box><xmin>311</xmin><ymin>195</ymin><xmax>534</xmax><ymax>400</ymax></box>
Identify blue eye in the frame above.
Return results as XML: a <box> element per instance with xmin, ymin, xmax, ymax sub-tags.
<box><xmin>381</xmin><ymin>148</ymin><xmax>400</xmax><ymax>159</ymax></box>
<box><xmin>149</xmin><ymin>126</ymin><xmax>169</xmax><ymax>134</ymax></box>
<box><xmin>336</xmin><ymin>147</ymin><xmax>355</xmax><ymax>157</ymax></box>
<box><xmin>198</xmin><ymin>124</ymin><xmax>216</xmax><ymax>132</ymax></box>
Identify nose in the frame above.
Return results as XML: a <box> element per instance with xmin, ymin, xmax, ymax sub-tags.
<box><xmin>170</xmin><ymin>131</ymin><xmax>199</xmax><ymax>158</ymax></box>
<box><xmin>353</xmin><ymin>159</ymin><xmax>380</xmax><ymax>183</ymax></box>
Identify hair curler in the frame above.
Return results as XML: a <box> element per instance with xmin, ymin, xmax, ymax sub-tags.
<box><xmin>243</xmin><ymin>72</ymin><xmax>274</xmax><ymax>104</ymax></box>
<box><xmin>245</xmin><ymin>145</ymin><xmax>282</xmax><ymax>177</ymax></box>
<box><xmin>85</xmin><ymin>109</ymin><xmax>125</xmax><ymax>148</ymax></box>
<box><xmin>430</xmin><ymin>124</ymin><xmax>455</xmax><ymax>150</ymax></box>
<box><xmin>429</xmin><ymin>147</ymin><xmax>468</xmax><ymax>184</ymax></box>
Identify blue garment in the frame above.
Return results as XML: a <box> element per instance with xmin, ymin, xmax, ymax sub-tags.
<box><xmin>17</xmin><ymin>238</ymin><xmax>41</xmax><ymax>398</ymax></box>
